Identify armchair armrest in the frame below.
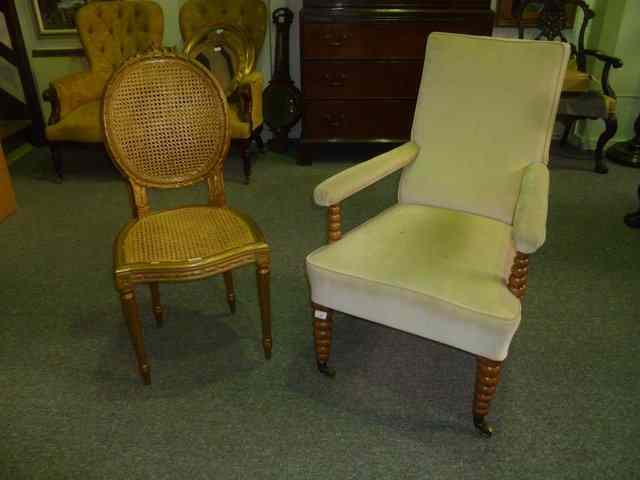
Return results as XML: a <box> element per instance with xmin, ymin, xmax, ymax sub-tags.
<box><xmin>583</xmin><ymin>49</ymin><xmax>623</xmax><ymax>98</ymax></box>
<box><xmin>237</xmin><ymin>71</ymin><xmax>263</xmax><ymax>130</ymax></box>
<box><xmin>44</xmin><ymin>70</ymin><xmax>109</xmax><ymax>121</ymax></box>
<box><xmin>513</xmin><ymin>163</ymin><xmax>550</xmax><ymax>254</ymax></box>
<box><xmin>314</xmin><ymin>142</ymin><xmax>419</xmax><ymax>207</ymax></box>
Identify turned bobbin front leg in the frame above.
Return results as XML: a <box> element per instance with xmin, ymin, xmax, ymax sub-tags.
<box><xmin>149</xmin><ymin>282</ymin><xmax>163</xmax><ymax>328</ymax></box>
<box><xmin>119</xmin><ymin>287</ymin><xmax>151</xmax><ymax>385</ymax></box>
<box><xmin>223</xmin><ymin>271</ymin><xmax>236</xmax><ymax>314</ymax></box>
<box><xmin>473</xmin><ymin>356</ymin><xmax>503</xmax><ymax>437</ymax></box>
<box><xmin>313</xmin><ymin>303</ymin><xmax>335</xmax><ymax>377</ymax></box>
<box><xmin>256</xmin><ymin>259</ymin><xmax>272</xmax><ymax>359</ymax></box>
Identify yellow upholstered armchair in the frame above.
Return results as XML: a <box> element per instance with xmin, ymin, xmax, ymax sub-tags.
<box><xmin>43</xmin><ymin>0</ymin><xmax>163</xmax><ymax>180</ymax></box>
<box><xmin>180</xmin><ymin>0</ymin><xmax>267</xmax><ymax>184</ymax></box>
<box><xmin>517</xmin><ymin>0</ymin><xmax>623</xmax><ymax>174</ymax></box>
<box><xmin>306</xmin><ymin>34</ymin><xmax>569</xmax><ymax>436</ymax></box>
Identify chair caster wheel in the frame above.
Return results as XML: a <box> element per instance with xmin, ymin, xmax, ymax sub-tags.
<box><xmin>317</xmin><ymin>362</ymin><xmax>336</xmax><ymax>377</ymax></box>
<box><xmin>594</xmin><ymin>164</ymin><xmax>609</xmax><ymax>174</ymax></box>
<box><xmin>473</xmin><ymin>415</ymin><xmax>493</xmax><ymax>437</ymax></box>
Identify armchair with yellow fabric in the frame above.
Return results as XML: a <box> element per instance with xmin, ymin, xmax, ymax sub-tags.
<box><xmin>43</xmin><ymin>1</ymin><xmax>163</xmax><ymax>180</ymax></box>
<box><xmin>517</xmin><ymin>0</ymin><xmax>623</xmax><ymax>174</ymax></box>
<box><xmin>306</xmin><ymin>34</ymin><xmax>569</xmax><ymax>436</ymax></box>
<box><xmin>180</xmin><ymin>0</ymin><xmax>267</xmax><ymax>184</ymax></box>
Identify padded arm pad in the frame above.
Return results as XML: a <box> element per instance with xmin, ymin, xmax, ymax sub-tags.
<box><xmin>238</xmin><ymin>71</ymin><xmax>263</xmax><ymax>129</ymax></box>
<box><xmin>314</xmin><ymin>142</ymin><xmax>419</xmax><ymax>207</ymax></box>
<box><xmin>513</xmin><ymin>163</ymin><xmax>550</xmax><ymax>254</ymax></box>
<box><xmin>51</xmin><ymin>70</ymin><xmax>110</xmax><ymax>118</ymax></box>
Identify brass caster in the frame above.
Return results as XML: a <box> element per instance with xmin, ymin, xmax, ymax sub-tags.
<box><xmin>473</xmin><ymin>415</ymin><xmax>493</xmax><ymax>438</ymax></box>
<box><xmin>317</xmin><ymin>362</ymin><xmax>336</xmax><ymax>378</ymax></box>
<box><xmin>140</xmin><ymin>365</ymin><xmax>151</xmax><ymax>385</ymax></box>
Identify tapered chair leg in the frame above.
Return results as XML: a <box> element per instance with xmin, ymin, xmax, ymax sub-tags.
<box><xmin>312</xmin><ymin>303</ymin><xmax>335</xmax><ymax>377</ymax></box>
<box><xmin>595</xmin><ymin>116</ymin><xmax>618</xmax><ymax>174</ymax></box>
<box><xmin>50</xmin><ymin>144</ymin><xmax>63</xmax><ymax>182</ymax></box>
<box><xmin>256</xmin><ymin>262</ymin><xmax>272</xmax><ymax>359</ymax></box>
<box><xmin>560</xmin><ymin>118</ymin><xmax>575</xmax><ymax>145</ymax></box>
<box><xmin>149</xmin><ymin>282</ymin><xmax>163</xmax><ymax>327</ymax></box>
<box><xmin>241</xmin><ymin>140</ymin><xmax>252</xmax><ymax>184</ymax></box>
<box><xmin>223</xmin><ymin>271</ymin><xmax>236</xmax><ymax>314</ymax></box>
<box><xmin>472</xmin><ymin>356</ymin><xmax>503</xmax><ymax>437</ymax></box>
<box><xmin>120</xmin><ymin>288</ymin><xmax>151</xmax><ymax>385</ymax></box>
<box><xmin>254</xmin><ymin>125</ymin><xmax>265</xmax><ymax>153</ymax></box>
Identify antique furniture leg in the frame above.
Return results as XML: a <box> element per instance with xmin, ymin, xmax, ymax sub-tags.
<box><xmin>560</xmin><ymin>117</ymin><xmax>575</xmax><ymax>145</ymax></box>
<box><xmin>470</xmin><ymin>251</ymin><xmax>528</xmax><ymax>435</ymax></box>
<box><xmin>223</xmin><ymin>271</ymin><xmax>236</xmax><ymax>313</ymax></box>
<box><xmin>50</xmin><ymin>144</ymin><xmax>63</xmax><ymax>181</ymax></box>
<box><xmin>241</xmin><ymin>139</ymin><xmax>252</xmax><ymax>184</ymax></box>
<box><xmin>624</xmin><ymin>184</ymin><xmax>640</xmax><ymax>228</ymax></box>
<box><xmin>473</xmin><ymin>356</ymin><xmax>503</xmax><ymax>437</ymax></box>
<box><xmin>313</xmin><ymin>303</ymin><xmax>335</xmax><ymax>377</ymax></box>
<box><xmin>149</xmin><ymin>282</ymin><xmax>163</xmax><ymax>327</ymax></box>
<box><xmin>256</xmin><ymin>260</ymin><xmax>272</xmax><ymax>359</ymax></box>
<box><xmin>120</xmin><ymin>287</ymin><xmax>151</xmax><ymax>384</ymax></box>
<box><xmin>253</xmin><ymin>125</ymin><xmax>265</xmax><ymax>153</ymax></box>
<box><xmin>594</xmin><ymin>116</ymin><xmax>617</xmax><ymax>174</ymax></box>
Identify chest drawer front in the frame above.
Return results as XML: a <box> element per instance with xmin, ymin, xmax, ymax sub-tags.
<box><xmin>303</xmin><ymin>61</ymin><xmax>422</xmax><ymax>99</ymax></box>
<box><xmin>302</xmin><ymin>19</ymin><xmax>489</xmax><ymax>59</ymax></box>
<box><xmin>303</xmin><ymin>100</ymin><xmax>415</xmax><ymax>140</ymax></box>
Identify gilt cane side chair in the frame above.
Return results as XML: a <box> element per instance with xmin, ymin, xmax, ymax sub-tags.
<box><xmin>516</xmin><ymin>0</ymin><xmax>623</xmax><ymax>174</ymax></box>
<box><xmin>180</xmin><ymin>0</ymin><xmax>267</xmax><ymax>184</ymax></box>
<box><xmin>44</xmin><ymin>0</ymin><xmax>164</xmax><ymax>180</ymax></box>
<box><xmin>103</xmin><ymin>50</ymin><xmax>272</xmax><ymax>384</ymax></box>
<box><xmin>306</xmin><ymin>33</ymin><xmax>570</xmax><ymax>436</ymax></box>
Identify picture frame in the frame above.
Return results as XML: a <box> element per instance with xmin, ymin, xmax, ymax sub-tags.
<box><xmin>31</xmin><ymin>0</ymin><xmax>91</xmax><ymax>35</ymax></box>
<box><xmin>495</xmin><ymin>0</ymin><xmax>577</xmax><ymax>28</ymax></box>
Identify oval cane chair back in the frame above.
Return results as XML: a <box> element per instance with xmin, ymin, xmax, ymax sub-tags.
<box><xmin>183</xmin><ymin>24</ymin><xmax>255</xmax><ymax>97</ymax></box>
<box><xmin>103</xmin><ymin>50</ymin><xmax>231</xmax><ymax>189</ymax></box>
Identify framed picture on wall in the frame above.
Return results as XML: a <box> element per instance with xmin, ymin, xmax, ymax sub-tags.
<box><xmin>32</xmin><ymin>0</ymin><xmax>92</xmax><ymax>35</ymax></box>
<box><xmin>495</xmin><ymin>0</ymin><xmax>577</xmax><ymax>28</ymax></box>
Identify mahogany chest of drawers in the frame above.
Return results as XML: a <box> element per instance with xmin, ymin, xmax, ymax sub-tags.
<box><xmin>299</xmin><ymin>0</ymin><xmax>494</xmax><ymax>164</ymax></box>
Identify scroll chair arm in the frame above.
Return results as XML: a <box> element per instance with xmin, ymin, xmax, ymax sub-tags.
<box><xmin>237</xmin><ymin>71</ymin><xmax>263</xmax><ymax>130</ymax></box>
<box><xmin>583</xmin><ymin>49</ymin><xmax>623</xmax><ymax>98</ymax></box>
<box><xmin>313</xmin><ymin>142</ymin><xmax>419</xmax><ymax>207</ymax></box>
<box><xmin>43</xmin><ymin>70</ymin><xmax>109</xmax><ymax>123</ymax></box>
<box><xmin>513</xmin><ymin>163</ymin><xmax>550</xmax><ymax>254</ymax></box>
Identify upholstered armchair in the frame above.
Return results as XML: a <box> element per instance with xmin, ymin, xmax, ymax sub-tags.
<box><xmin>43</xmin><ymin>1</ymin><xmax>163</xmax><ymax>179</ymax></box>
<box><xmin>306</xmin><ymin>33</ymin><xmax>569</xmax><ymax>436</ymax></box>
<box><xmin>180</xmin><ymin>0</ymin><xmax>267</xmax><ymax>184</ymax></box>
<box><xmin>517</xmin><ymin>0</ymin><xmax>623</xmax><ymax>174</ymax></box>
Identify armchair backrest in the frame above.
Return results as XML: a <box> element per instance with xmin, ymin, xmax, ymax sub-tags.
<box><xmin>180</xmin><ymin>0</ymin><xmax>267</xmax><ymax>57</ymax></box>
<box><xmin>76</xmin><ymin>1</ymin><xmax>164</xmax><ymax>74</ymax></box>
<box><xmin>399</xmin><ymin>33</ymin><xmax>569</xmax><ymax>225</ymax></box>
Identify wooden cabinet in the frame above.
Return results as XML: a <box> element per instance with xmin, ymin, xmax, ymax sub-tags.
<box><xmin>299</xmin><ymin>0</ymin><xmax>494</xmax><ymax>163</ymax></box>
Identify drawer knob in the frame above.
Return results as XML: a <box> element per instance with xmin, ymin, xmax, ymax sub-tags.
<box><xmin>323</xmin><ymin>73</ymin><xmax>348</xmax><ymax>87</ymax></box>
<box><xmin>323</xmin><ymin>113</ymin><xmax>345</xmax><ymax>128</ymax></box>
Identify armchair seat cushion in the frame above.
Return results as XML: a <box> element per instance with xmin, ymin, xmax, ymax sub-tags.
<box><xmin>558</xmin><ymin>90</ymin><xmax>615</xmax><ymax>119</ymax></box>
<box><xmin>306</xmin><ymin>204</ymin><xmax>521</xmax><ymax>361</ymax></box>
<box><xmin>45</xmin><ymin>100</ymin><xmax>103</xmax><ymax>143</ymax></box>
<box><xmin>562</xmin><ymin>61</ymin><xmax>593</xmax><ymax>93</ymax></box>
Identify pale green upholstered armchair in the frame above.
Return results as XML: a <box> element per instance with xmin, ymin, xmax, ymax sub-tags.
<box><xmin>306</xmin><ymin>33</ymin><xmax>570</xmax><ymax>436</ymax></box>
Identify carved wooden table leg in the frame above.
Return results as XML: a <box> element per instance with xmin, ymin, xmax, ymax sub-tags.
<box><xmin>120</xmin><ymin>287</ymin><xmax>151</xmax><ymax>385</ymax></box>
<box><xmin>223</xmin><ymin>271</ymin><xmax>237</xmax><ymax>314</ymax></box>
<box><xmin>473</xmin><ymin>356</ymin><xmax>502</xmax><ymax>437</ymax></box>
<box><xmin>313</xmin><ymin>303</ymin><xmax>335</xmax><ymax>377</ymax></box>
<box><xmin>257</xmin><ymin>261</ymin><xmax>272</xmax><ymax>359</ymax></box>
<box><xmin>149</xmin><ymin>282</ymin><xmax>163</xmax><ymax>328</ymax></box>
